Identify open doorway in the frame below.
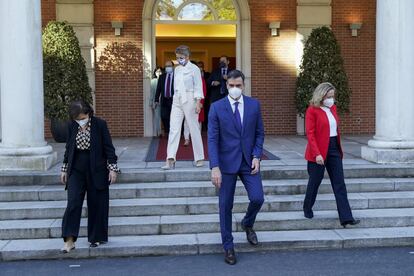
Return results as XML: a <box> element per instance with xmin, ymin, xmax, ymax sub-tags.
<box><xmin>143</xmin><ymin>0</ymin><xmax>251</xmax><ymax>137</ymax></box>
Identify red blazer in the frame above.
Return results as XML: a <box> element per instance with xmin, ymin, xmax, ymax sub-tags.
<box><xmin>304</xmin><ymin>105</ymin><xmax>343</xmax><ymax>162</ymax></box>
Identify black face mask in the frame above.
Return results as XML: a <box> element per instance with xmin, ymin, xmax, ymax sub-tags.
<box><xmin>219</xmin><ymin>61</ymin><xmax>227</xmax><ymax>68</ymax></box>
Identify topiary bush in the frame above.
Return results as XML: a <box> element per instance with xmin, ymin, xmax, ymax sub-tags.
<box><xmin>295</xmin><ymin>26</ymin><xmax>351</xmax><ymax>117</ymax></box>
<box><xmin>43</xmin><ymin>21</ymin><xmax>92</xmax><ymax>120</ymax></box>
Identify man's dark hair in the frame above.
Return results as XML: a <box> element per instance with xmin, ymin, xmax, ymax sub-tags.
<box><xmin>220</xmin><ymin>55</ymin><xmax>229</xmax><ymax>61</ymax></box>
<box><xmin>197</xmin><ymin>61</ymin><xmax>204</xmax><ymax>66</ymax></box>
<box><xmin>69</xmin><ymin>100</ymin><xmax>94</xmax><ymax>120</ymax></box>
<box><xmin>227</xmin><ymin>70</ymin><xmax>245</xmax><ymax>83</ymax></box>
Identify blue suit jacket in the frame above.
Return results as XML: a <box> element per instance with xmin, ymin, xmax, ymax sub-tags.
<box><xmin>208</xmin><ymin>95</ymin><xmax>265</xmax><ymax>174</ymax></box>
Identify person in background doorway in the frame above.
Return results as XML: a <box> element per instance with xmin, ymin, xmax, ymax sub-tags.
<box><xmin>155</xmin><ymin>61</ymin><xmax>174</xmax><ymax>135</ymax></box>
<box><xmin>150</xmin><ymin>66</ymin><xmax>163</xmax><ymax>136</ymax></box>
<box><xmin>197</xmin><ymin>61</ymin><xmax>211</xmax><ymax>130</ymax></box>
<box><xmin>208</xmin><ymin>55</ymin><xmax>230</xmax><ymax>104</ymax></box>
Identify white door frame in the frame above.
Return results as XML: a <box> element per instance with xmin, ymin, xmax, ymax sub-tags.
<box><xmin>142</xmin><ymin>0</ymin><xmax>251</xmax><ymax>137</ymax></box>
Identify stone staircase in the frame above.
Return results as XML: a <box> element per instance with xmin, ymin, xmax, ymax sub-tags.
<box><xmin>0</xmin><ymin>168</ymin><xmax>414</xmax><ymax>261</ymax></box>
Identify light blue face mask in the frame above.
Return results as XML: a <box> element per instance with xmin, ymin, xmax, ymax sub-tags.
<box><xmin>177</xmin><ymin>57</ymin><xmax>186</xmax><ymax>66</ymax></box>
<box><xmin>76</xmin><ymin>118</ymin><xmax>89</xmax><ymax>127</ymax></box>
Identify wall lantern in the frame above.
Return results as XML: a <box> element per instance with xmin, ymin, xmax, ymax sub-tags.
<box><xmin>349</xmin><ymin>23</ymin><xmax>362</xmax><ymax>37</ymax></box>
<box><xmin>269</xmin><ymin>22</ymin><xmax>281</xmax><ymax>37</ymax></box>
<box><xmin>111</xmin><ymin>21</ymin><xmax>124</xmax><ymax>36</ymax></box>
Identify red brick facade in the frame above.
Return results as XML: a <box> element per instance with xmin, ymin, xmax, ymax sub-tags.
<box><xmin>94</xmin><ymin>0</ymin><xmax>144</xmax><ymax>137</ymax></box>
<box><xmin>250</xmin><ymin>0</ymin><xmax>298</xmax><ymax>135</ymax></box>
<box><xmin>41</xmin><ymin>0</ymin><xmax>376</xmax><ymax>137</ymax></box>
<box><xmin>41</xmin><ymin>0</ymin><xmax>55</xmax><ymax>27</ymax></box>
<box><xmin>332</xmin><ymin>0</ymin><xmax>376</xmax><ymax>134</ymax></box>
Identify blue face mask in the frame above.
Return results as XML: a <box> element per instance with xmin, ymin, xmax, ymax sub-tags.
<box><xmin>177</xmin><ymin>57</ymin><xmax>186</xmax><ymax>66</ymax></box>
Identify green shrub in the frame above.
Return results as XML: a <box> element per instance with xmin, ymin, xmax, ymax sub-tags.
<box><xmin>43</xmin><ymin>21</ymin><xmax>92</xmax><ymax>120</ymax></box>
<box><xmin>295</xmin><ymin>26</ymin><xmax>351</xmax><ymax>117</ymax></box>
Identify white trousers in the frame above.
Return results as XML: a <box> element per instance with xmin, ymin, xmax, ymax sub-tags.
<box><xmin>167</xmin><ymin>92</ymin><xmax>204</xmax><ymax>161</ymax></box>
<box><xmin>184</xmin><ymin>120</ymin><xmax>202</xmax><ymax>140</ymax></box>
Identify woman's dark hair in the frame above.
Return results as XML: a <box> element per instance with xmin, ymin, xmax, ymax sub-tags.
<box><xmin>69</xmin><ymin>100</ymin><xmax>94</xmax><ymax>120</ymax></box>
<box><xmin>152</xmin><ymin>66</ymin><xmax>163</xmax><ymax>79</ymax></box>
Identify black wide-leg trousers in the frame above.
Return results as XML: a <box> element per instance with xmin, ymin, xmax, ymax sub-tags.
<box><xmin>303</xmin><ymin>137</ymin><xmax>354</xmax><ymax>223</ymax></box>
<box><xmin>62</xmin><ymin>150</ymin><xmax>109</xmax><ymax>243</ymax></box>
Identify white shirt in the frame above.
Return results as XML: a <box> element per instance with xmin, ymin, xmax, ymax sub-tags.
<box><xmin>321</xmin><ymin>106</ymin><xmax>338</xmax><ymax>137</ymax></box>
<box><xmin>228</xmin><ymin>95</ymin><xmax>244</xmax><ymax>125</ymax></box>
<box><xmin>174</xmin><ymin>61</ymin><xmax>204</xmax><ymax>103</ymax></box>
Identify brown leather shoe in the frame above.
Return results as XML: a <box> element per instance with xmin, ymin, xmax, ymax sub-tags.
<box><xmin>224</xmin><ymin>249</ymin><xmax>237</xmax><ymax>265</ymax></box>
<box><xmin>241</xmin><ymin>223</ymin><xmax>259</xmax><ymax>245</ymax></box>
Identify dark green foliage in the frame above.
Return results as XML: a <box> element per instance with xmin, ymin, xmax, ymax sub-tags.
<box><xmin>43</xmin><ymin>21</ymin><xmax>92</xmax><ymax>120</ymax></box>
<box><xmin>295</xmin><ymin>26</ymin><xmax>351</xmax><ymax>117</ymax></box>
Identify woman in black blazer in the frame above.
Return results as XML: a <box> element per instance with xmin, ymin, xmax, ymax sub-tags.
<box><xmin>60</xmin><ymin>100</ymin><xmax>120</xmax><ymax>253</ymax></box>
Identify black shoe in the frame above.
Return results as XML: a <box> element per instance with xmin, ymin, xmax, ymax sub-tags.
<box><xmin>341</xmin><ymin>219</ymin><xmax>360</xmax><ymax>228</ymax></box>
<box><xmin>304</xmin><ymin>210</ymin><xmax>314</xmax><ymax>219</ymax></box>
<box><xmin>224</xmin><ymin>249</ymin><xmax>237</xmax><ymax>265</ymax></box>
<box><xmin>89</xmin><ymin>241</ymin><xmax>107</xmax><ymax>248</ymax></box>
<box><xmin>241</xmin><ymin>223</ymin><xmax>259</xmax><ymax>246</ymax></box>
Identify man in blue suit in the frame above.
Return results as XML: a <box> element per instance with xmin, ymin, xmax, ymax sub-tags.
<box><xmin>208</xmin><ymin>70</ymin><xmax>265</xmax><ymax>265</ymax></box>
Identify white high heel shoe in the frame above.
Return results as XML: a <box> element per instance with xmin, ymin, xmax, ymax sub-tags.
<box><xmin>162</xmin><ymin>159</ymin><xmax>176</xmax><ymax>170</ymax></box>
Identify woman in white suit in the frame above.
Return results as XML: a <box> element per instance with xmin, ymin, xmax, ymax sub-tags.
<box><xmin>162</xmin><ymin>45</ymin><xmax>205</xmax><ymax>169</ymax></box>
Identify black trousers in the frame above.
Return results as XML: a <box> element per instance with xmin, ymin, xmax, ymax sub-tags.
<box><xmin>303</xmin><ymin>137</ymin><xmax>354</xmax><ymax>223</ymax></box>
<box><xmin>62</xmin><ymin>150</ymin><xmax>109</xmax><ymax>243</ymax></box>
<box><xmin>161</xmin><ymin>99</ymin><xmax>173</xmax><ymax>133</ymax></box>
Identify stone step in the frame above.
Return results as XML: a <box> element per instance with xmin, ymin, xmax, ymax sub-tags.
<box><xmin>1</xmin><ymin>191</ymin><xmax>414</xmax><ymax>220</ymax></box>
<box><xmin>1</xmin><ymin>164</ymin><xmax>414</xmax><ymax>186</ymax></box>
<box><xmin>0</xmin><ymin>178</ymin><xmax>412</xmax><ymax>202</ymax></box>
<box><xmin>2</xmin><ymin>226</ymin><xmax>414</xmax><ymax>261</ymax></box>
<box><xmin>1</xmin><ymin>208</ymin><xmax>414</xmax><ymax>240</ymax></box>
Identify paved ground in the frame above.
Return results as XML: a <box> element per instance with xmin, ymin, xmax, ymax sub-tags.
<box><xmin>46</xmin><ymin>135</ymin><xmax>373</xmax><ymax>173</ymax></box>
<box><xmin>1</xmin><ymin>247</ymin><xmax>414</xmax><ymax>276</ymax></box>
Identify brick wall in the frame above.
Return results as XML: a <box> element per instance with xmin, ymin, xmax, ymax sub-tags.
<box><xmin>41</xmin><ymin>0</ymin><xmax>55</xmax><ymax>139</ymax></box>
<box><xmin>332</xmin><ymin>0</ymin><xmax>376</xmax><ymax>134</ymax></box>
<box><xmin>41</xmin><ymin>0</ymin><xmax>55</xmax><ymax>27</ymax></box>
<box><xmin>249</xmin><ymin>0</ymin><xmax>298</xmax><ymax>135</ymax></box>
<box><xmin>94</xmin><ymin>0</ymin><xmax>143</xmax><ymax>137</ymax></box>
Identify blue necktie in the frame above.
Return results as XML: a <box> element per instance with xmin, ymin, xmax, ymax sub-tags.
<box><xmin>234</xmin><ymin>102</ymin><xmax>242</xmax><ymax>133</ymax></box>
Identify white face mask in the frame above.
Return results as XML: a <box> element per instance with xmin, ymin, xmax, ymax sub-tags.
<box><xmin>177</xmin><ymin>58</ymin><xmax>187</xmax><ymax>66</ymax></box>
<box><xmin>165</xmin><ymin>67</ymin><xmax>173</xmax><ymax>74</ymax></box>
<box><xmin>76</xmin><ymin>118</ymin><xmax>89</xmax><ymax>127</ymax></box>
<box><xmin>228</xmin><ymin>87</ymin><xmax>243</xmax><ymax>99</ymax></box>
<box><xmin>323</xmin><ymin>98</ymin><xmax>334</xmax><ymax>108</ymax></box>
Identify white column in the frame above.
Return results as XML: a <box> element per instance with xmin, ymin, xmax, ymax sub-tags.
<box><xmin>362</xmin><ymin>0</ymin><xmax>414</xmax><ymax>163</ymax></box>
<box><xmin>0</xmin><ymin>0</ymin><xmax>57</xmax><ymax>170</ymax></box>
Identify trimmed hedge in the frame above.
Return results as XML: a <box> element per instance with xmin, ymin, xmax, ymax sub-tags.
<box><xmin>43</xmin><ymin>21</ymin><xmax>92</xmax><ymax>120</ymax></box>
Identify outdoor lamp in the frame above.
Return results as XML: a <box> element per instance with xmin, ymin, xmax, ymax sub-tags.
<box><xmin>111</xmin><ymin>21</ymin><xmax>124</xmax><ymax>36</ymax></box>
<box><xmin>350</xmin><ymin>23</ymin><xmax>362</xmax><ymax>37</ymax></box>
<box><xmin>269</xmin><ymin>22</ymin><xmax>281</xmax><ymax>37</ymax></box>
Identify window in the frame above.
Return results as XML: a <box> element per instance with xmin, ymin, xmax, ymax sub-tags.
<box><xmin>155</xmin><ymin>0</ymin><xmax>237</xmax><ymax>21</ymax></box>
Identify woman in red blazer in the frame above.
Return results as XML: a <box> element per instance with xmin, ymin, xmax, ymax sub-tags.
<box><xmin>303</xmin><ymin>82</ymin><xmax>360</xmax><ymax>228</ymax></box>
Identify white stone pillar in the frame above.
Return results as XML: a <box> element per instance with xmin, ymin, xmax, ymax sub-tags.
<box><xmin>0</xmin><ymin>0</ymin><xmax>57</xmax><ymax>170</ymax></box>
<box><xmin>362</xmin><ymin>0</ymin><xmax>414</xmax><ymax>163</ymax></box>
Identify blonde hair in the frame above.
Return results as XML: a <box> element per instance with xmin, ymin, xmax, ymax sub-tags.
<box><xmin>309</xmin><ymin>82</ymin><xmax>335</xmax><ymax>107</ymax></box>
